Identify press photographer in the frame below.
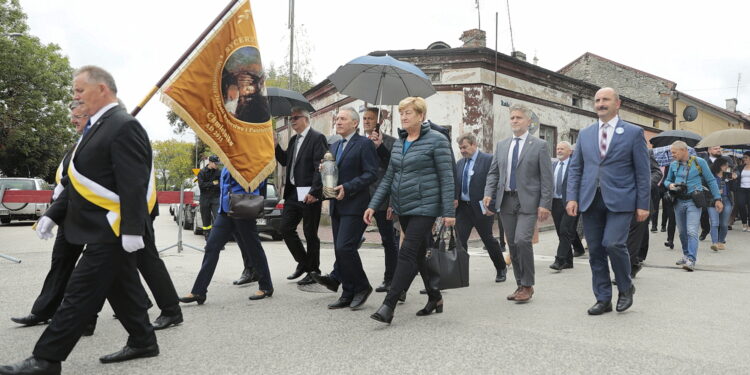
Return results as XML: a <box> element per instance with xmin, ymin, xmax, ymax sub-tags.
<box><xmin>663</xmin><ymin>141</ymin><xmax>723</xmax><ymax>271</ymax></box>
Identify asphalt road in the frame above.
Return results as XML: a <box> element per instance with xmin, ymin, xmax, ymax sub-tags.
<box><xmin>1</xmin><ymin>213</ymin><xmax>749</xmax><ymax>374</ymax></box>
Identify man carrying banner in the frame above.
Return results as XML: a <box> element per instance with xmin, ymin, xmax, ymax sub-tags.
<box><xmin>0</xmin><ymin>66</ymin><xmax>158</xmax><ymax>374</ymax></box>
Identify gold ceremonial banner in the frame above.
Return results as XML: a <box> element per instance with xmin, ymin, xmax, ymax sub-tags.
<box><xmin>161</xmin><ymin>0</ymin><xmax>273</xmax><ymax>191</ymax></box>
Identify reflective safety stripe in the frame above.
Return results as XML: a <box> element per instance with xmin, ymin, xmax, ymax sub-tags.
<box><xmin>66</xmin><ymin>141</ymin><xmax>156</xmax><ymax>236</ymax></box>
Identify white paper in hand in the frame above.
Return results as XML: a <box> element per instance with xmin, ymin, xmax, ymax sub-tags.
<box><xmin>296</xmin><ymin>186</ymin><xmax>311</xmax><ymax>202</ymax></box>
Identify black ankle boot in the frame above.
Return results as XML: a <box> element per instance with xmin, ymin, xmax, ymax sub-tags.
<box><xmin>416</xmin><ymin>294</ymin><xmax>443</xmax><ymax>316</ymax></box>
<box><xmin>370</xmin><ymin>304</ymin><xmax>394</xmax><ymax>324</ymax></box>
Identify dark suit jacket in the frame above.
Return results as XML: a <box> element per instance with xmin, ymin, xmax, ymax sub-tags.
<box><xmin>369</xmin><ymin>133</ymin><xmax>396</xmax><ymax>211</ymax></box>
<box><xmin>50</xmin><ymin>105</ymin><xmax>152</xmax><ymax>245</ymax></box>
<box><xmin>455</xmin><ymin>150</ymin><xmax>493</xmax><ymax>214</ymax></box>
<box><xmin>327</xmin><ymin>133</ymin><xmax>378</xmax><ymax>216</ymax></box>
<box><xmin>275</xmin><ymin>127</ymin><xmax>328</xmax><ymax>200</ymax></box>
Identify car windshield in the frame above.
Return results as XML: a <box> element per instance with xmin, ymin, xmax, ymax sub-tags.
<box><xmin>0</xmin><ymin>179</ymin><xmax>35</xmax><ymax>190</ymax></box>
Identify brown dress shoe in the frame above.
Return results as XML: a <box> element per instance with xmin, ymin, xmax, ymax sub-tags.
<box><xmin>507</xmin><ymin>286</ymin><xmax>522</xmax><ymax>301</ymax></box>
<box><xmin>514</xmin><ymin>286</ymin><xmax>534</xmax><ymax>302</ymax></box>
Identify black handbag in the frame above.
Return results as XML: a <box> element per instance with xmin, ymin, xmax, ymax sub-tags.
<box><xmin>690</xmin><ymin>188</ymin><xmax>712</xmax><ymax>208</ymax></box>
<box><xmin>425</xmin><ymin>224</ymin><xmax>470</xmax><ymax>290</ymax></box>
<box><xmin>227</xmin><ymin>192</ymin><xmax>265</xmax><ymax>220</ymax></box>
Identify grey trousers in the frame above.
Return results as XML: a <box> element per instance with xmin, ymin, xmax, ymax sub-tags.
<box><xmin>499</xmin><ymin>193</ymin><xmax>537</xmax><ymax>287</ymax></box>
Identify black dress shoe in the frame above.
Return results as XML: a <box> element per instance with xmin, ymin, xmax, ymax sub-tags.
<box><xmin>416</xmin><ymin>298</ymin><xmax>444</xmax><ymax>316</ymax></box>
<box><xmin>248</xmin><ymin>289</ymin><xmax>274</xmax><ymax>300</ymax></box>
<box><xmin>350</xmin><ymin>286</ymin><xmax>373</xmax><ymax>310</ymax></box>
<box><xmin>419</xmin><ymin>289</ymin><xmax>427</xmax><ymax>295</ymax></box>
<box><xmin>309</xmin><ymin>272</ymin><xmax>340</xmax><ymax>292</ymax></box>
<box><xmin>699</xmin><ymin>232</ymin><xmax>708</xmax><ymax>241</ymax></box>
<box><xmin>664</xmin><ymin>241</ymin><xmax>674</xmax><ymax>249</ymax></box>
<box><xmin>233</xmin><ymin>268</ymin><xmax>259</xmax><ymax>285</ymax></box>
<box><xmin>495</xmin><ymin>268</ymin><xmax>507</xmax><ymax>282</ymax></box>
<box><xmin>10</xmin><ymin>314</ymin><xmax>48</xmax><ymax>327</ymax></box>
<box><xmin>561</xmin><ymin>262</ymin><xmax>573</xmax><ymax>269</ymax></box>
<box><xmin>587</xmin><ymin>301</ymin><xmax>612</xmax><ymax>315</ymax></box>
<box><xmin>82</xmin><ymin>319</ymin><xmax>97</xmax><ymax>337</ymax></box>
<box><xmin>0</xmin><ymin>356</ymin><xmax>60</xmax><ymax>375</ymax></box>
<box><xmin>549</xmin><ymin>262</ymin><xmax>563</xmax><ymax>271</ymax></box>
<box><xmin>660</xmin><ymin>227</ymin><xmax>666</xmax><ymax>232</ymax></box>
<box><xmin>375</xmin><ymin>281</ymin><xmax>390</xmax><ymax>293</ymax></box>
<box><xmin>398</xmin><ymin>290</ymin><xmax>407</xmax><ymax>303</ymax></box>
<box><xmin>152</xmin><ymin>312</ymin><xmax>183</xmax><ymax>330</ymax></box>
<box><xmin>370</xmin><ymin>304</ymin><xmax>394</xmax><ymax>324</ymax></box>
<box><xmin>178</xmin><ymin>294</ymin><xmax>206</xmax><ymax>305</ymax></box>
<box><xmin>573</xmin><ymin>250</ymin><xmax>585</xmax><ymax>257</ymax></box>
<box><xmin>296</xmin><ymin>274</ymin><xmax>315</xmax><ymax>285</ymax></box>
<box><xmin>616</xmin><ymin>285</ymin><xmax>635</xmax><ymax>312</ymax></box>
<box><xmin>650</xmin><ymin>226</ymin><xmax>658</xmax><ymax>233</ymax></box>
<box><xmin>630</xmin><ymin>263</ymin><xmax>643</xmax><ymax>278</ymax></box>
<box><xmin>99</xmin><ymin>344</ymin><xmax>159</xmax><ymax>364</ymax></box>
<box><xmin>286</xmin><ymin>269</ymin><xmax>304</xmax><ymax>280</ymax></box>
<box><xmin>327</xmin><ymin>298</ymin><xmax>353</xmax><ymax>309</ymax></box>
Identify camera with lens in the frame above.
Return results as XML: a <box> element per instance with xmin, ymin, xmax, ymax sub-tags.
<box><xmin>722</xmin><ymin>171</ymin><xmax>732</xmax><ymax>180</ymax></box>
<box><xmin>666</xmin><ymin>182</ymin><xmax>688</xmax><ymax>202</ymax></box>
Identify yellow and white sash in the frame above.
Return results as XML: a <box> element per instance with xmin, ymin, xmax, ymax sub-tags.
<box><xmin>66</xmin><ymin>142</ymin><xmax>156</xmax><ymax>236</ymax></box>
<box><xmin>52</xmin><ymin>158</ymin><xmax>65</xmax><ymax>200</ymax></box>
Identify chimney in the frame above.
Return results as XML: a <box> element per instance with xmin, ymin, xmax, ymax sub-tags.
<box><xmin>459</xmin><ymin>29</ymin><xmax>486</xmax><ymax>48</ymax></box>
<box><xmin>726</xmin><ymin>98</ymin><xmax>738</xmax><ymax>112</ymax></box>
<box><xmin>511</xmin><ymin>51</ymin><xmax>526</xmax><ymax>61</ymax></box>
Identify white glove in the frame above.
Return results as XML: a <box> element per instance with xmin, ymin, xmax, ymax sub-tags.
<box><xmin>36</xmin><ymin>216</ymin><xmax>57</xmax><ymax>240</ymax></box>
<box><xmin>122</xmin><ymin>234</ymin><xmax>145</xmax><ymax>253</ymax></box>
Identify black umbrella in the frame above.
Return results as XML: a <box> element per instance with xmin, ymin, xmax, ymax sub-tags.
<box><xmin>649</xmin><ymin>130</ymin><xmax>702</xmax><ymax>148</ymax></box>
<box><xmin>265</xmin><ymin>87</ymin><xmax>315</xmax><ymax>117</ymax></box>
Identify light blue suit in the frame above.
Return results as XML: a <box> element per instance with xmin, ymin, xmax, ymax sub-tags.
<box><xmin>566</xmin><ymin>118</ymin><xmax>650</xmax><ymax>302</ymax></box>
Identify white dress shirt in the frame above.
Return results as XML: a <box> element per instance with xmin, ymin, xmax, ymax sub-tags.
<box><xmin>506</xmin><ymin>131</ymin><xmax>529</xmax><ymax>189</ymax></box>
<box><xmin>289</xmin><ymin>125</ymin><xmax>311</xmax><ymax>185</ymax></box>
<box><xmin>554</xmin><ymin>158</ymin><xmax>569</xmax><ymax>198</ymax></box>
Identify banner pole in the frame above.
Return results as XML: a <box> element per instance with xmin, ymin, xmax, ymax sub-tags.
<box><xmin>131</xmin><ymin>0</ymin><xmax>241</xmax><ymax>117</ymax></box>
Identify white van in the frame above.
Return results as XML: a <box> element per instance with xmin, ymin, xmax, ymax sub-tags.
<box><xmin>0</xmin><ymin>178</ymin><xmax>51</xmax><ymax>224</ymax></box>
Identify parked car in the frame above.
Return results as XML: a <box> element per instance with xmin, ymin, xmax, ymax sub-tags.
<box><xmin>186</xmin><ymin>183</ymin><xmax>284</xmax><ymax>240</ymax></box>
<box><xmin>0</xmin><ymin>177</ymin><xmax>51</xmax><ymax>224</ymax></box>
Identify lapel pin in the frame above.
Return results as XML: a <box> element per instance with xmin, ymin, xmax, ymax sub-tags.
<box><xmin>615</xmin><ymin>127</ymin><xmax>624</xmax><ymax>135</ymax></box>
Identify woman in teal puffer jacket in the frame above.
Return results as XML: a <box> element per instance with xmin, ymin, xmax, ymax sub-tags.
<box><xmin>365</xmin><ymin>96</ymin><xmax>455</xmax><ymax>325</ymax></box>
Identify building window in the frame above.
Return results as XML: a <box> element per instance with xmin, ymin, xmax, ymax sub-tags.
<box><xmin>572</xmin><ymin>95</ymin><xmax>582</xmax><ymax>108</ymax></box>
<box><xmin>538</xmin><ymin>124</ymin><xmax>557</xmax><ymax>158</ymax></box>
<box><xmin>424</xmin><ymin>70</ymin><xmax>441</xmax><ymax>83</ymax></box>
<box><xmin>568</xmin><ymin>129</ymin><xmax>579</xmax><ymax>145</ymax></box>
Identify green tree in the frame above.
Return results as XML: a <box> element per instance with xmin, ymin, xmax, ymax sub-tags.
<box><xmin>0</xmin><ymin>0</ymin><xmax>76</xmax><ymax>179</ymax></box>
<box><xmin>152</xmin><ymin>139</ymin><xmax>194</xmax><ymax>191</ymax></box>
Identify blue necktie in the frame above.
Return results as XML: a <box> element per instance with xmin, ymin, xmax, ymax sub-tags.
<box><xmin>509</xmin><ymin>138</ymin><xmax>520</xmax><ymax>191</ymax></box>
<box><xmin>461</xmin><ymin>159</ymin><xmax>471</xmax><ymax>198</ymax></box>
<box><xmin>335</xmin><ymin>139</ymin><xmax>347</xmax><ymax>165</ymax></box>
<box><xmin>555</xmin><ymin>161</ymin><xmax>564</xmax><ymax>198</ymax></box>
<box><xmin>82</xmin><ymin>120</ymin><xmax>92</xmax><ymax>138</ymax></box>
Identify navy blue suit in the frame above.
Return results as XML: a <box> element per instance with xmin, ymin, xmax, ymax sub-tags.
<box><xmin>566</xmin><ymin>118</ymin><xmax>650</xmax><ymax>302</ymax></box>
<box><xmin>454</xmin><ymin>151</ymin><xmax>506</xmax><ymax>273</ymax></box>
<box><xmin>328</xmin><ymin>133</ymin><xmax>378</xmax><ymax>299</ymax></box>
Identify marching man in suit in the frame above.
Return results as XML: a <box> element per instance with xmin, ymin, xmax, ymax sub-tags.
<box><xmin>275</xmin><ymin>108</ymin><xmax>329</xmax><ymax>286</ymax></box>
<box><xmin>484</xmin><ymin>104</ymin><xmax>554</xmax><ymax>303</ymax></box>
<box><xmin>454</xmin><ymin>132</ymin><xmax>508</xmax><ymax>283</ymax></box>
<box><xmin>549</xmin><ymin>141</ymin><xmax>586</xmax><ymax>271</ymax></box>
<box><xmin>566</xmin><ymin>87</ymin><xmax>651</xmax><ymax>315</ymax></box>
<box><xmin>318</xmin><ymin>107</ymin><xmax>378</xmax><ymax>310</ymax></box>
<box><xmin>0</xmin><ymin>66</ymin><xmax>158</xmax><ymax>375</ymax></box>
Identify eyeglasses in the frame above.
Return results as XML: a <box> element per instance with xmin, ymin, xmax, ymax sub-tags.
<box><xmin>290</xmin><ymin>115</ymin><xmax>306</xmax><ymax>121</ymax></box>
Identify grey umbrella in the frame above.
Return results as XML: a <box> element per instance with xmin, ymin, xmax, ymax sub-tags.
<box><xmin>695</xmin><ymin>129</ymin><xmax>750</xmax><ymax>149</ymax></box>
<box><xmin>649</xmin><ymin>129</ymin><xmax>702</xmax><ymax>147</ymax></box>
<box><xmin>327</xmin><ymin>55</ymin><xmax>436</xmax><ymax>106</ymax></box>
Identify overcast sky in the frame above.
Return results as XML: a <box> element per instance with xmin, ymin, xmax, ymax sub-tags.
<box><xmin>18</xmin><ymin>0</ymin><xmax>750</xmax><ymax>141</ymax></box>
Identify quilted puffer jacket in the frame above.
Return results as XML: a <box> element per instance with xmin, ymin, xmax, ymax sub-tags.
<box><xmin>369</xmin><ymin>122</ymin><xmax>455</xmax><ymax>218</ymax></box>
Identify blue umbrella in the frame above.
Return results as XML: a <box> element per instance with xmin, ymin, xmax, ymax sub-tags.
<box><xmin>327</xmin><ymin>55</ymin><xmax>436</xmax><ymax>106</ymax></box>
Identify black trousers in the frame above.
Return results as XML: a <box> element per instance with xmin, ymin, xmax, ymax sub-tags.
<box><xmin>136</xmin><ymin>220</ymin><xmax>180</xmax><ymax>316</ymax></box>
<box><xmin>650</xmin><ymin>185</ymin><xmax>661</xmax><ymax>228</ymax></box>
<box><xmin>279</xmin><ymin>200</ymin><xmax>322</xmax><ymax>273</ymax></box>
<box><xmin>551</xmin><ymin>198</ymin><xmax>584</xmax><ymax>262</ymax></box>
<box><xmin>33</xmin><ymin>243</ymin><xmax>156</xmax><ymax>362</ymax></box>
<box><xmin>331</xmin><ymin>214</ymin><xmax>370</xmax><ymax>299</ymax></box>
<box><xmin>700</xmin><ymin>208</ymin><xmax>710</xmax><ymax>235</ymax></box>
<box><xmin>627</xmin><ymin>213</ymin><xmax>650</xmax><ymax>265</ymax></box>
<box><xmin>737</xmin><ymin>188</ymin><xmax>750</xmax><ymax>224</ymax></box>
<box><xmin>373</xmin><ymin>210</ymin><xmax>398</xmax><ymax>283</ymax></box>
<box><xmin>495</xmin><ymin>212</ymin><xmax>506</xmax><ymax>248</ymax></box>
<box><xmin>662</xmin><ymin>194</ymin><xmax>676</xmax><ymax>242</ymax></box>
<box><xmin>30</xmin><ymin>228</ymin><xmax>84</xmax><ymax>319</ymax></box>
<box><xmin>383</xmin><ymin>215</ymin><xmax>438</xmax><ymax>308</ymax></box>
<box><xmin>199</xmin><ymin>196</ymin><xmax>219</xmax><ymax>230</ymax></box>
<box><xmin>455</xmin><ymin>202</ymin><xmax>505</xmax><ymax>272</ymax></box>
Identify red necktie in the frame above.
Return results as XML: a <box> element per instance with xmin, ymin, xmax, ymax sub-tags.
<box><xmin>600</xmin><ymin>123</ymin><xmax>609</xmax><ymax>159</ymax></box>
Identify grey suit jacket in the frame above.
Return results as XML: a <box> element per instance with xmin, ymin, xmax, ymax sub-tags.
<box><xmin>484</xmin><ymin>134</ymin><xmax>554</xmax><ymax>214</ymax></box>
